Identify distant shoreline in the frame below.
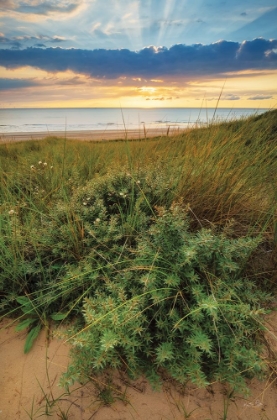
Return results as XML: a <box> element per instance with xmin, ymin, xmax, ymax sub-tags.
<box><xmin>0</xmin><ymin>127</ymin><xmax>184</xmax><ymax>143</ymax></box>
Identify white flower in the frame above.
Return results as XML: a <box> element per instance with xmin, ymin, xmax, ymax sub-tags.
<box><xmin>8</xmin><ymin>209</ymin><xmax>15</xmax><ymax>215</ymax></box>
<box><xmin>119</xmin><ymin>192</ymin><xmax>124</xmax><ymax>196</ymax></box>
<box><xmin>43</xmin><ymin>162</ymin><xmax>47</xmax><ymax>166</ymax></box>
<box><xmin>38</xmin><ymin>160</ymin><xmax>42</xmax><ymax>165</ymax></box>
<box><xmin>83</xmin><ymin>202</ymin><xmax>87</xmax><ymax>206</ymax></box>
<box><xmin>30</xmin><ymin>165</ymin><xmax>35</xmax><ymax>170</ymax></box>
<box><xmin>136</xmin><ymin>180</ymin><xmax>141</xmax><ymax>184</ymax></box>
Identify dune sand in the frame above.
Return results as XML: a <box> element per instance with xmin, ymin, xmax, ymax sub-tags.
<box><xmin>1</xmin><ymin>315</ymin><xmax>277</xmax><ymax>420</ymax></box>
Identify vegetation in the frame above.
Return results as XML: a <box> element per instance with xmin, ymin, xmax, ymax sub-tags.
<box><xmin>0</xmin><ymin>109</ymin><xmax>276</xmax><ymax>394</ymax></box>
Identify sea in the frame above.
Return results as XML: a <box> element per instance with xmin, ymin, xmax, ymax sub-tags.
<box><xmin>0</xmin><ymin>108</ymin><xmax>267</xmax><ymax>134</ymax></box>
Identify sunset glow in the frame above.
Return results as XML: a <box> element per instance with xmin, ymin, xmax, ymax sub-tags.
<box><xmin>0</xmin><ymin>1</ymin><xmax>276</xmax><ymax>109</ymax></box>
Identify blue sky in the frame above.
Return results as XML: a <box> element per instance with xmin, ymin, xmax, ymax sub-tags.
<box><xmin>0</xmin><ymin>0</ymin><xmax>276</xmax><ymax>107</ymax></box>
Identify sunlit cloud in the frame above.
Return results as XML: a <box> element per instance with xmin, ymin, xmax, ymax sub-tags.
<box><xmin>223</xmin><ymin>94</ymin><xmax>241</xmax><ymax>101</ymax></box>
<box><xmin>248</xmin><ymin>94</ymin><xmax>273</xmax><ymax>100</ymax></box>
<box><xmin>138</xmin><ymin>87</ymin><xmax>157</xmax><ymax>94</ymax></box>
<box><xmin>0</xmin><ymin>0</ymin><xmax>86</xmax><ymax>23</ymax></box>
<box><xmin>0</xmin><ymin>0</ymin><xmax>84</xmax><ymax>16</ymax></box>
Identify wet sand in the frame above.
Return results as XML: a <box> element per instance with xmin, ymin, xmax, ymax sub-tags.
<box><xmin>0</xmin><ymin>127</ymin><xmax>183</xmax><ymax>143</ymax></box>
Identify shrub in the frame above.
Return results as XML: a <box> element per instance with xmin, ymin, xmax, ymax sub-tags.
<box><xmin>61</xmin><ymin>204</ymin><xmax>269</xmax><ymax>393</ymax></box>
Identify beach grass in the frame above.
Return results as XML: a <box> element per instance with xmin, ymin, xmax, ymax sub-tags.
<box><xmin>0</xmin><ymin>109</ymin><xmax>277</xmax><ymax>394</ymax></box>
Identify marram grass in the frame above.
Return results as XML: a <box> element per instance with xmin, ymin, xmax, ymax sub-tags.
<box><xmin>0</xmin><ymin>109</ymin><xmax>276</xmax><ymax>393</ymax></box>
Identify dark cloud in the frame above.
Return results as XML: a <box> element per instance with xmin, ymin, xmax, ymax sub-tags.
<box><xmin>0</xmin><ymin>33</ymin><xmax>66</xmax><ymax>49</ymax></box>
<box><xmin>0</xmin><ymin>75</ymin><xmax>86</xmax><ymax>90</ymax></box>
<box><xmin>14</xmin><ymin>35</ymin><xmax>66</xmax><ymax>43</ymax></box>
<box><xmin>248</xmin><ymin>94</ymin><xmax>273</xmax><ymax>100</ymax></box>
<box><xmin>240</xmin><ymin>12</ymin><xmax>247</xmax><ymax>16</ymax></box>
<box><xmin>0</xmin><ymin>38</ymin><xmax>276</xmax><ymax>79</ymax></box>
<box><xmin>49</xmin><ymin>36</ymin><xmax>66</xmax><ymax>43</ymax></box>
<box><xmin>0</xmin><ymin>33</ymin><xmax>21</xmax><ymax>49</ymax></box>
<box><xmin>236</xmin><ymin>38</ymin><xmax>277</xmax><ymax>60</ymax></box>
<box><xmin>0</xmin><ymin>78</ymin><xmax>38</xmax><ymax>90</ymax></box>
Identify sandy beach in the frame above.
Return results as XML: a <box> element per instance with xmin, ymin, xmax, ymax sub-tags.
<box><xmin>0</xmin><ymin>127</ymin><xmax>183</xmax><ymax>143</ymax></box>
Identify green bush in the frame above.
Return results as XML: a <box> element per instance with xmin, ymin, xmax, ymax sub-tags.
<box><xmin>61</xmin><ymin>204</ymin><xmax>268</xmax><ymax>393</ymax></box>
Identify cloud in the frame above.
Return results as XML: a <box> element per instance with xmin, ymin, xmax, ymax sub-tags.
<box><xmin>0</xmin><ymin>33</ymin><xmax>67</xmax><ymax>49</ymax></box>
<box><xmin>248</xmin><ymin>94</ymin><xmax>273</xmax><ymax>100</ymax></box>
<box><xmin>145</xmin><ymin>96</ymin><xmax>173</xmax><ymax>101</ymax></box>
<box><xmin>223</xmin><ymin>94</ymin><xmax>241</xmax><ymax>100</ymax></box>
<box><xmin>0</xmin><ymin>73</ymin><xmax>90</xmax><ymax>92</ymax></box>
<box><xmin>57</xmin><ymin>76</ymin><xmax>86</xmax><ymax>85</ymax></box>
<box><xmin>236</xmin><ymin>38</ymin><xmax>277</xmax><ymax>60</ymax></box>
<box><xmin>0</xmin><ymin>38</ymin><xmax>276</xmax><ymax>79</ymax></box>
<box><xmin>50</xmin><ymin>36</ymin><xmax>66</xmax><ymax>43</ymax></box>
<box><xmin>91</xmin><ymin>29</ymin><xmax>116</xmax><ymax>39</ymax></box>
<box><xmin>0</xmin><ymin>0</ymin><xmax>15</xmax><ymax>7</ymax></box>
<box><xmin>0</xmin><ymin>33</ymin><xmax>21</xmax><ymax>49</ymax></box>
<box><xmin>0</xmin><ymin>0</ymin><xmax>83</xmax><ymax>16</ymax></box>
<box><xmin>153</xmin><ymin>19</ymin><xmax>185</xmax><ymax>28</ymax></box>
<box><xmin>0</xmin><ymin>78</ymin><xmax>38</xmax><ymax>90</ymax></box>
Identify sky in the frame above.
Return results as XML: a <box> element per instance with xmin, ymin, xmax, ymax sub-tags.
<box><xmin>0</xmin><ymin>0</ymin><xmax>277</xmax><ymax>108</ymax></box>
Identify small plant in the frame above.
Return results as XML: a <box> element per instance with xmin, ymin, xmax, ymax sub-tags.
<box><xmin>172</xmin><ymin>400</ymin><xmax>199</xmax><ymax>419</ymax></box>
<box><xmin>15</xmin><ymin>295</ymin><xmax>67</xmax><ymax>353</ymax></box>
<box><xmin>25</xmin><ymin>381</ymin><xmax>74</xmax><ymax>420</ymax></box>
<box><xmin>221</xmin><ymin>389</ymin><xmax>235</xmax><ymax>420</ymax></box>
<box><xmin>93</xmin><ymin>374</ymin><xmax>129</xmax><ymax>407</ymax></box>
<box><xmin>15</xmin><ymin>296</ymin><xmax>43</xmax><ymax>353</ymax></box>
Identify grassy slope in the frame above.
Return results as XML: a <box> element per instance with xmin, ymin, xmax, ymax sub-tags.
<box><xmin>0</xmin><ymin>109</ymin><xmax>276</xmax><ymax>391</ymax></box>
